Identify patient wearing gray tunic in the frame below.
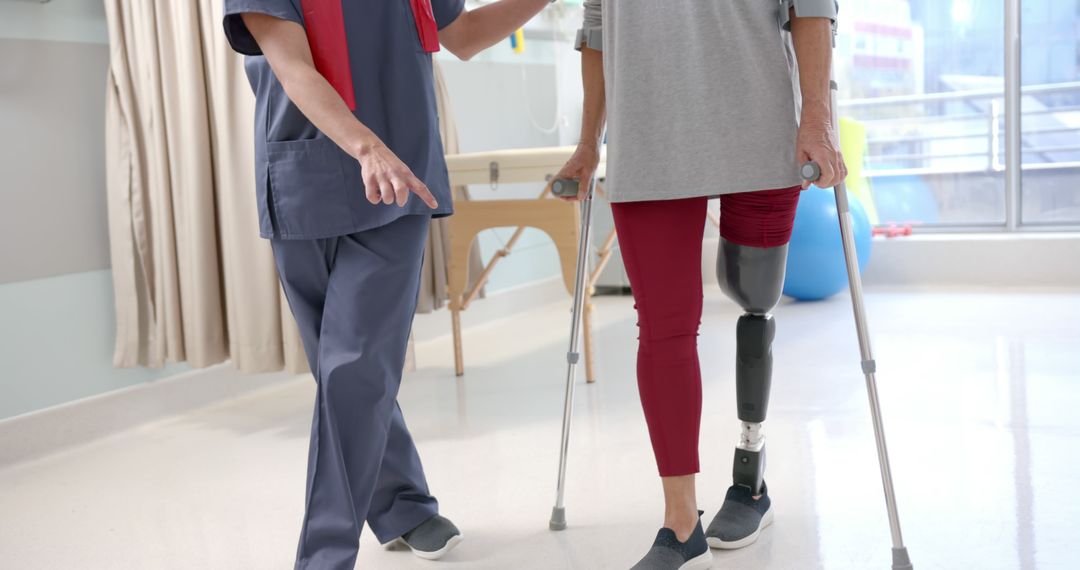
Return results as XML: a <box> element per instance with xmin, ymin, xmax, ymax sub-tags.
<box><xmin>577</xmin><ymin>2</ymin><xmax>840</xmax><ymax>569</ymax></box>
<box><xmin>583</xmin><ymin>0</ymin><xmax>837</xmax><ymax>202</ymax></box>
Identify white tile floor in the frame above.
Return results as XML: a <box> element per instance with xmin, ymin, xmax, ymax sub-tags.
<box><xmin>2</xmin><ymin>289</ymin><xmax>1079</xmax><ymax>569</ymax></box>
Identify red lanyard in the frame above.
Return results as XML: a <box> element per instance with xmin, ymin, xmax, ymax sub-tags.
<box><xmin>296</xmin><ymin>0</ymin><xmax>440</xmax><ymax>111</ymax></box>
<box><xmin>299</xmin><ymin>0</ymin><xmax>357</xmax><ymax>110</ymax></box>
<box><xmin>409</xmin><ymin>0</ymin><xmax>441</xmax><ymax>53</ymax></box>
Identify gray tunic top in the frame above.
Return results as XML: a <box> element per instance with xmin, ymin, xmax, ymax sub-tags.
<box><xmin>583</xmin><ymin>0</ymin><xmax>832</xmax><ymax>203</ymax></box>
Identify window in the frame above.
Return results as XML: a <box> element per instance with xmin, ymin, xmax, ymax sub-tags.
<box><xmin>1020</xmin><ymin>0</ymin><xmax>1080</xmax><ymax>225</ymax></box>
<box><xmin>834</xmin><ymin>1</ymin><xmax>1006</xmax><ymax>228</ymax></box>
<box><xmin>834</xmin><ymin>0</ymin><xmax>1080</xmax><ymax>231</ymax></box>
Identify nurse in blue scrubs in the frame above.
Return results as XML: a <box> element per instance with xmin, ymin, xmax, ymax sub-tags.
<box><xmin>222</xmin><ymin>1</ymin><xmax>551</xmax><ymax>568</ymax></box>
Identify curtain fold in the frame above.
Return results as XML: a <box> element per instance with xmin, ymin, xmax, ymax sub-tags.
<box><xmin>104</xmin><ymin>0</ymin><xmax>472</xmax><ymax>374</ymax></box>
<box><xmin>198</xmin><ymin>0</ymin><xmax>308</xmax><ymax>373</ymax></box>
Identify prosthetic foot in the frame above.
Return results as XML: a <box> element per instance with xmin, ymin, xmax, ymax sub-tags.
<box><xmin>706</xmin><ymin>238</ymin><xmax>788</xmax><ymax>549</ymax></box>
<box><xmin>706</xmin><ymin>482</ymin><xmax>774</xmax><ymax>550</ymax></box>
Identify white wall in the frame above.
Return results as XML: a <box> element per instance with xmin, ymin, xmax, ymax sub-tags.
<box><xmin>0</xmin><ymin>1</ymin><xmax>185</xmax><ymax>420</ymax></box>
<box><xmin>0</xmin><ymin>272</ymin><xmax>187</xmax><ymax>419</ymax></box>
<box><xmin>0</xmin><ymin>0</ymin><xmax>109</xmax><ymax>44</ymax></box>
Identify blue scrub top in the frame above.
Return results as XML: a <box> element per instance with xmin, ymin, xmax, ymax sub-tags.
<box><xmin>223</xmin><ymin>0</ymin><xmax>464</xmax><ymax>239</ymax></box>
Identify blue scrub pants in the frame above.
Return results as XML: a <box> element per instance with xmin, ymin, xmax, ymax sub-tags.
<box><xmin>271</xmin><ymin>214</ymin><xmax>438</xmax><ymax>570</ymax></box>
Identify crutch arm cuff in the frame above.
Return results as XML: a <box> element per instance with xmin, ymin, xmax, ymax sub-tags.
<box><xmin>781</xmin><ymin>0</ymin><xmax>839</xmax><ymax>31</ymax></box>
<box><xmin>575</xmin><ymin>28</ymin><xmax>603</xmax><ymax>52</ymax></box>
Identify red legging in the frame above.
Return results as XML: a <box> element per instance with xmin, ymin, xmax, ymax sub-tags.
<box><xmin>610</xmin><ymin>186</ymin><xmax>801</xmax><ymax>477</ymax></box>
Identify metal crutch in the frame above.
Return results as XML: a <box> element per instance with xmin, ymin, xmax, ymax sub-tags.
<box><xmin>550</xmin><ymin>127</ymin><xmax>606</xmax><ymax>531</ymax></box>
<box><xmin>800</xmin><ymin>75</ymin><xmax>914</xmax><ymax>570</ymax></box>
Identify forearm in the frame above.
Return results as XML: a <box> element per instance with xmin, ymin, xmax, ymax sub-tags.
<box><xmin>790</xmin><ymin>8</ymin><xmax>846</xmax><ymax>187</ymax></box>
<box><xmin>578</xmin><ymin>48</ymin><xmax>606</xmax><ymax>148</ymax></box>
<box><xmin>243</xmin><ymin>13</ymin><xmax>381</xmax><ymax>160</ymax></box>
<box><xmin>274</xmin><ymin>64</ymin><xmax>380</xmax><ymax>159</ymax></box>
<box><xmin>789</xmin><ymin>12</ymin><xmax>833</xmax><ymax>121</ymax></box>
<box><xmin>445</xmin><ymin>0</ymin><xmax>549</xmax><ymax>59</ymax></box>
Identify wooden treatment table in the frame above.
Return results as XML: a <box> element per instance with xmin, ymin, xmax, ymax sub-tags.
<box><xmin>443</xmin><ymin>146</ymin><xmax>614</xmax><ymax>383</ymax></box>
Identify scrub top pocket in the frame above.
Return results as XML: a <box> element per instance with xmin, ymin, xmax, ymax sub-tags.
<box><xmin>267</xmin><ymin>137</ymin><xmax>354</xmax><ymax>238</ymax></box>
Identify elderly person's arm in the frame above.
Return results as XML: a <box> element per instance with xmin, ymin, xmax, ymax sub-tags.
<box><xmin>787</xmin><ymin>1</ymin><xmax>847</xmax><ymax>188</ymax></box>
<box><xmin>555</xmin><ymin>0</ymin><xmax>605</xmax><ymax>201</ymax></box>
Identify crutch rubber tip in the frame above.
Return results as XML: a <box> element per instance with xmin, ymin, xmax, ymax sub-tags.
<box><xmin>549</xmin><ymin>507</ymin><xmax>567</xmax><ymax>531</ymax></box>
<box><xmin>892</xmin><ymin>547</ymin><xmax>913</xmax><ymax>570</ymax></box>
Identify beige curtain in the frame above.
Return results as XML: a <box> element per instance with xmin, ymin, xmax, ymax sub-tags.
<box><xmin>104</xmin><ymin>0</ymin><xmax>476</xmax><ymax>374</ymax></box>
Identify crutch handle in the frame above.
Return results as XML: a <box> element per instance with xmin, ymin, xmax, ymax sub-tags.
<box><xmin>551</xmin><ymin>178</ymin><xmax>581</xmax><ymax>198</ymax></box>
<box><xmin>800</xmin><ymin>161</ymin><xmax>822</xmax><ymax>183</ymax></box>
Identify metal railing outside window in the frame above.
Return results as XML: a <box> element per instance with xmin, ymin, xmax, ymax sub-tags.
<box><xmin>838</xmin><ymin>81</ymin><xmax>1080</xmax><ymax>231</ymax></box>
<box><xmin>835</xmin><ymin>0</ymin><xmax>1080</xmax><ymax>233</ymax></box>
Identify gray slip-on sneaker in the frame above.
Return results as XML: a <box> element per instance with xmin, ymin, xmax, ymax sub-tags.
<box><xmin>394</xmin><ymin>514</ymin><xmax>463</xmax><ymax>561</ymax></box>
<box><xmin>705</xmin><ymin>482</ymin><xmax>773</xmax><ymax>550</ymax></box>
<box><xmin>631</xmin><ymin>512</ymin><xmax>713</xmax><ymax>570</ymax></box>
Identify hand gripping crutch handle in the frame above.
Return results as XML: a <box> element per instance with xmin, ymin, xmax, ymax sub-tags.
<box><xmin>800</xmin><ymin>162</ymin><xmax>822</xmax><ymax>184</ymax></box>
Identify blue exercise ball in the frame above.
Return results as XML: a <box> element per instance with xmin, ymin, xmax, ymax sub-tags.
<box><xmin>871</xmin><ymin>173</ymin><xmax>939</xmax><ymax>224</ymax></box>
<box><xmin>783</xmin><ymin>186</ymin><xmax>873</xmax><ymax>301</ymax></box>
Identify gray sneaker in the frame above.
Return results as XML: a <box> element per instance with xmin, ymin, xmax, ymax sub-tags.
<box><xmin>394</xmin><ymin>514</ymin><xmax>463</xmax><ymax>560</ymax></box>
<box><xmin>705</xmin><ymin>483</ymin><xmax>773</xmax><ymax>550</ymax></box>
<box><xmin>631</xmin><ymin>512</ymin><xmax>713</xmax><ymax>570</ymax></box>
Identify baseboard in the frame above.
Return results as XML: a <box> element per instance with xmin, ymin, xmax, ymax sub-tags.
<box><xmin>703</xmin><ymin>233</ymin><xmax>1080</xmax><ymax>289</ymax></box>
<box><xmin>862</xmin><ymin>233</ymin><xmax>1080</xmax><ymax>288</ymax></box>
<box><xmin>0</xmin><ymin>364</ymin><xmax>301</xmax><ymax>468</ymax></box>
<box><xmin>411</xmin><ymin>276</ymin><xmax>568</xmax><ymax>343</ymax></box>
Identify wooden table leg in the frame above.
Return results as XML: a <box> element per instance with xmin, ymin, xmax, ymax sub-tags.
<box><xmin>451</xmin><ymin>298</ymin><xmax>465</xmax><ymax>377</ymax></box>
<box><xmin>447</xmin><ymin>199</ymin><xmax>579</xmax><ymax>380</ymax></box>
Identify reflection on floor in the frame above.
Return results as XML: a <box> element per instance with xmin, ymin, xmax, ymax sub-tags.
<box><xmin>1</xmin><ymin>290</ymin><xmax>1078</xmax><ymax>570</ymax></box>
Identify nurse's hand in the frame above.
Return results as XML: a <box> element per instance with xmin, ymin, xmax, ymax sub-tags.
<box><xmin>796</xmin><ymin>111</ymin><xmax>847</xmax><ymax>190</ymax></box>
<box><xmin>554</xmin><ymin>143</ymin><xmax>601</xmax><ymax>201</ymax></box>
<box><xmin>358</xmin><ymin>142</ymin><xmax>439</xmax><ymax>209</ymax></box>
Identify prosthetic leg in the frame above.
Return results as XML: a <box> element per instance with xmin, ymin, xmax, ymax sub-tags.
<box><xmin>701</xmin><ymin>240</ymin><xmax>786</xmax><ymax>551</ymax></box>
<box><xmin>716</xmin><ymin>241</ymin><xmax>788</xmax><ymax>497</ymax></box>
